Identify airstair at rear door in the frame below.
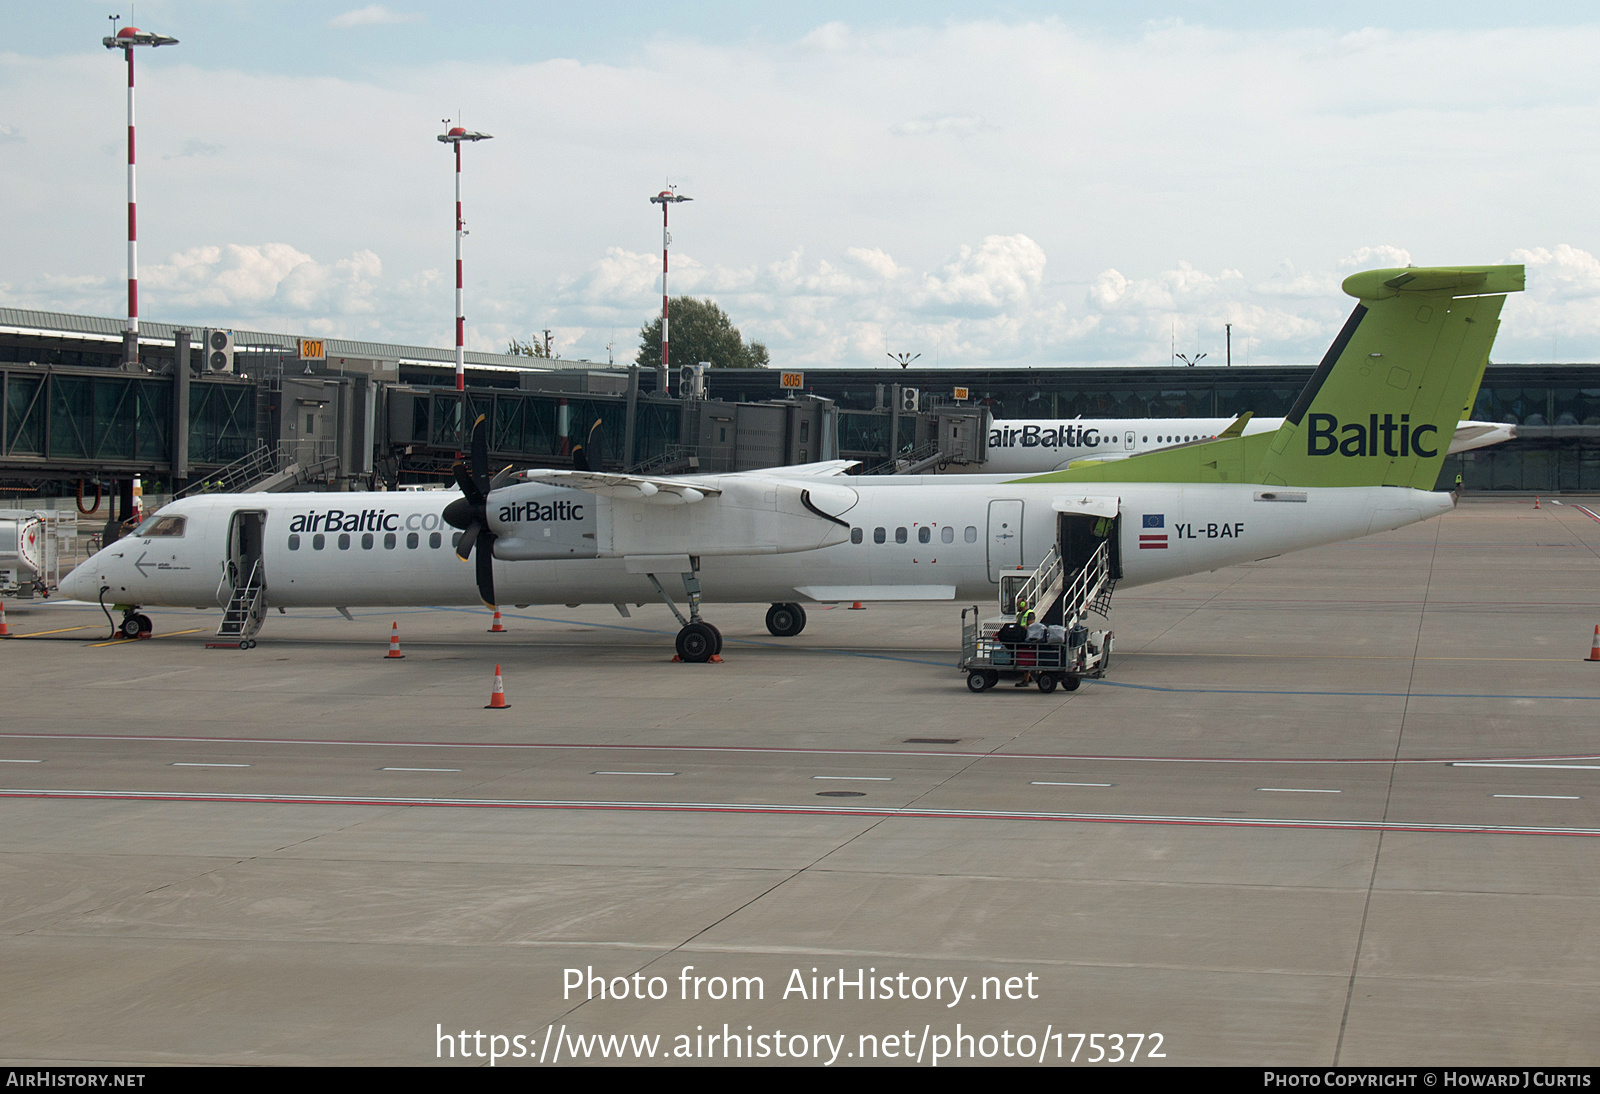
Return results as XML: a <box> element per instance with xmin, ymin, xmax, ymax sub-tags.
<box><xmin>1006</xmin><ymin>537</ymin><xmax>1116</xmax><ymax>628</ymax></box>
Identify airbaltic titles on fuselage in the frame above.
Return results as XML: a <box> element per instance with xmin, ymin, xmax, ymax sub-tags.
<box><xmin>288</xmin><ymin>508</ymin><xmax>443</xmax><ymax>533</ymax></box>
<box><xmin>988</xmin><ymin>424</ymin><xmax>1105</xmax><ymax>450</ymax></box>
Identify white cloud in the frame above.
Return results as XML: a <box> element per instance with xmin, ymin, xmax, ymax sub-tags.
<box><xmin>329</xmin><ymin>5</ymin><xmax>422</xmax><ymax>29</ymax></box>
<box><xmin>5</xmin><ymin>19</ymin><xmax>1600</xmax><ymax>364</ymax></box>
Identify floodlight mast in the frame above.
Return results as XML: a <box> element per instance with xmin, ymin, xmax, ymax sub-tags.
<box><xmin>103</xmin><ymin>17</ymin><xmax>178</xmax><ymax>369</ymax></box>
<box><xmin>438</xmin><ymin>122</ymin><xmax>493</xmax><ymax>391</ymax></box>
<box><xmin>649</xmin><ymin>189</ymin><xmax>692</xmax><ymax>380</ymax></box>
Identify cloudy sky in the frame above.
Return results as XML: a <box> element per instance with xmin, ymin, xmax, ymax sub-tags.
<box><xmin>3</xmin><ymin>2</ymin><xmax>1599</xmax><ymax>366</ymax></box>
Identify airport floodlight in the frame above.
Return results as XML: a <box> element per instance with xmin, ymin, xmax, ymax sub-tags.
<box><xmin>889</xmin><ymin>352</ymin><xmax>921</xmax><ymax>370</ymax></box>
<box><xmin>649</xmin><ymin>188</ymin><xmax>692</xmax><ymax>375</ymax></box>
<box><xmin>1176</xmin><ymin>352</ymin><xmax>1207</xmax><ymax>368</ymax></box>
<box><xmin>438</xmin><ymin>122</ymin><xmax>494</xmax><ymax>392</ymax></box>
<box><xmin>103</xmin><ymin>16</ymin><xmax>179</xmax><ymax>367</ymax></box>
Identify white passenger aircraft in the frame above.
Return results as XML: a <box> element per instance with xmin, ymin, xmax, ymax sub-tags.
<box><xmin>62</xmin><ymin>264</ymin><xmax>1522</xmax><ymax>663</ymax></box>
<box><xmin>976</xmin><ymin>416</ymin><xmax>1513</xmax><ymax>474</ymax></box>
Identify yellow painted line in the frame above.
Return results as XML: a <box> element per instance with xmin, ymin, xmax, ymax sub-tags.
<box><xmin>156</xmin><ymin>629</ymin><xmax>205</xmax><ymax>639</ymax></box>
<box><xmin>6</xmin><ymin>626</ymin><xmax>91</xmax><ymax>638</ymax></box>
<box><xmin>88</xmin><ymin>628</ymin><xmax>205</xmax><ymax>648</ymax></box>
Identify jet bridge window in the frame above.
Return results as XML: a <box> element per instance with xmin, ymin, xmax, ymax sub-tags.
<box><xmin>288</xmin><ymin>534</ymin><xmax>300</xmax><ymax>551</ymax></box>
<box><xmin>941</xmin><ymin>526</ymin><xmax>954</xmax><ymax>544</ymax></box>
<box><xmin>850</xmin><ymin>527</ymin><xmax>863</xmax><ymax>544</ymax></box>
<box><xmin>874</xmin><ymin>527</ymin><xmax>886</xmax><ymax>544</ymax></box>
<box><xmin>918</xmin><ymin>526</ymin><xmax>931</xmax><ymax>544</ymax></box>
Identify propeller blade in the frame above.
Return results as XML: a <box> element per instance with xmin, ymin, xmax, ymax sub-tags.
<box><xmin>475</xmin><ymin>532</ymin><xmax>497</xmax><ymax>607</ymax></box>
<box><xmin>454</xmin><ymin>521</ymin><xmax>480</xmax><ymax>563</ymax></box>
<box><xmin>584</xmin><ymin>419</ymin><xmax>605</xmax><ymax>473</ymax></box>
<box><xmin>489</xmin><ymin>464</ymin><xmax>515</xmax><ymax>492</ymax></box>
<box><xmin>470</xmin><ymin>414</ymin><xmax>490</xmax><ymax>494</ymax></box>
<box><xmin>571</xmin><ymin>443</ymin><xmax>588</xmax><ymax>472</ymax></box>
<box><xmin>451</xmin><ymin>461</ymin><xmax>483</xmax><ymax>507</ymax></box>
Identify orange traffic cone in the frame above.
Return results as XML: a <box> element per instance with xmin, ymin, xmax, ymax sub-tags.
<box><xmin>485</xmin><ymin>664</ymin><xmax>510</xmax><ymax>708</ymax></box>
<box><xmin>1535</xmin><ymin>496</ymin><xmax>1542</xmax><ymax>509</ymax></box>
<box><xmin>0</xmin><ymin>602</ymin><xmax>8</xmax><ymax>638</ymax></box>
<box><xmin>849</xmin><ymin>601</ymin><xmax>865</xmax><ymax>610</ymax></box>
<box><xmin>488</xmin><ymin>609</ymin><xmax>505</xmax><ymax>633</ymax></box>
<box><xmin>384</xmin><ymin>621</ymin><xmax>405</xmax><ymax>659</ymax></box>
<box><xmin>1587</xmin><ymin>625</ymin><xmax>1600</xmax><ymax>663</ymax></box>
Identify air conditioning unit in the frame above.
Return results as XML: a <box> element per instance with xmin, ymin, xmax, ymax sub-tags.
<box><xmin>900</xmin><ymin>386</ymin><xmax>920</xmax><ymax>413</ymax></box>
<box><xmin>679</xmin><ymin>362</ymin><xmax>707</xmax><ymax>399</ymax></box>
<box><xmin>202</xmin><ymin>329</ymin><xmax>234</xmax><ymax>373</ymax></box>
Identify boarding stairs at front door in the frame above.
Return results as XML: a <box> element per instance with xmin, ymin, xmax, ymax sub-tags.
<box><xmin>216</xmin><ymin>559</ymin><xmax>267</xmax><ymax>644</ymax></box>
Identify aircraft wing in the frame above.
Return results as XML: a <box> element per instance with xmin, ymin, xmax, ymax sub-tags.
<box><xmin>744</xmin><ymin>459</ymin><xmax>861</xmax><ymax>478</ymax></box>
<box><xmin>513</xmin><ymin>469</ymin><xmax>722</xmax><ymax>502</ymax></box>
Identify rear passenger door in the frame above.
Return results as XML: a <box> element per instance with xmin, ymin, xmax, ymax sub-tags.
<box><xmin>987</xmin><ymin>499</ymin><xmax>1024</xmax><ymax>583</ymax></box>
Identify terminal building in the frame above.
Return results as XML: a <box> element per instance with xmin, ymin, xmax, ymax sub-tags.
<box><xmin>2</xmin><ymin>308</ymin><xmax>1595</xmax><ymax>522</ymax></box>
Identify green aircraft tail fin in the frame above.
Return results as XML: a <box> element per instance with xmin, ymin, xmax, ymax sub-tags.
<box><xmin>1253</xmin><ymin>265</ymin><xmax>1522</xmax><ymax>489</ymax></box>
<box><xmin>1005</xmin><ymin>265</ymin><xmax>1522</xmax><ymax>490</ymax></box>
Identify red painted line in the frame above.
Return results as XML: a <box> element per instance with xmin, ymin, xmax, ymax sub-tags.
<box><xmin>2</xmin><ymin>787</ymin><xmax>1595</xmax><ymax>837</ymax></box>
<box><xmin>1572</xmin><ymin>504</ymin><xmax>1600</xmax><ymax>525</ymax></box>
<box><xmin>0</xmin><ymin>732</ymin><xmax>1595</xmax><ymax>767</ymax></box>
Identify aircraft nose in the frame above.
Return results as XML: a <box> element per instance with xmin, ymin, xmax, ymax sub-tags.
<box><xmin>58</xmin><ymin>562</ymin><xmax>94</xmax><ymax>601</ymax></box>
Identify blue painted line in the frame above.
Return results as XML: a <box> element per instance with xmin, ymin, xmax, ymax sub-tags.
<box><xmin>1088</xmin><ymin>679</ymin><xmax>1600</xmax><ymax>701</ymax></box>
<box><xmin>431</xmin><ymin>605</ymin><xmax>956</xmax><ymax>667</ymax></box>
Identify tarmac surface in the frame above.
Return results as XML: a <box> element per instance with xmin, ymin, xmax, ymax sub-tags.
<box><xmin>2</xmin><ymin>495</ymin><xmax>1599</xmax><ymax>1066</ymax></box>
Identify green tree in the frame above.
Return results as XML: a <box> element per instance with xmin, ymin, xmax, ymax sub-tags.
<box><xmin>636</xmin><ymin>297</ymin><xmax>769</xmax><ymax>369</ymax></box>
<box><xmin>506</xmin><ymin>337</ymin><xmax>551</xmax><ymax>358</ymax></box>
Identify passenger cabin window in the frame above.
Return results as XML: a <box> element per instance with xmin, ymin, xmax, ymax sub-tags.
<box><xmin>288</xmin><ymin>534</ymin><xmax>300</xmax><ymax>551</ymax></box>
<box><xmin>384</xmin><ymin>532</ymin><xmax>396</xmax><ymax>549</ymax></box>
<box><xmin>941</xmin><ymin>526</ymin><xmax>954</xmax><ymax>544</ymax></box>
<box><xmin>338</xmin><ymin>533</ymin><xmax>351</xmax><ymax>550</ymax></box>
<box><xmin>964</xmin><ymin>526</ymin><xmax>977</xmax><ymax>543</ymax></box>
<box><xmin>895</xmin><ymin>527</ymin><xmax>907</xmax><ymax>544</ymax></box>
<box><xmin>406</xmin><ymin>532</ymin><xmax>419</xmax><ymax>549</ymax></box>
<box><xmin>452</xmin><ymin>532</ymin><xmax>462</xmax><ymax>548</ymax></box>
<box><xmin>361</xmin><ymin>533</ymin><xmax>374</xmax><ymax>549</ymax></box>
<box><xmin>918</xmin><ymin>526</ymin><xmax>931</xmax><ymax>544</ymax></box>
<box><xmin>313</xmin><ymin>534</ymin><xmax>325</xmax><ymax>550</ymax></box>
<box><xmin>135</xmin><ymin>514</ymin><xmax>186</xmax><ymax>537</ymax></box>
<box><xmin>429</xmin><ymin>532</ymin><xmax>442</xmax><ymax>549</ymax></box>
<box><xmin>873</xmin><ymin>527</ymin><xmax>886</xmax><ymax>544</ymax></box>
<box><xmin>851</xmin><ymin>527</ymin><xmax>863</xmax><ymax>544</ymax></box>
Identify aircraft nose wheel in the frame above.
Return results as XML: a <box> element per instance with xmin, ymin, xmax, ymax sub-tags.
<box><xmin>765</xmin><ymin>602</ymin><xmax>807</xmax><ymax>637</ymax></box>
<box><xmin>118</xmin><ymin>613</ymin><xmax>152</xmax><ymax>639</ymax></box>
<box><xmin>675</xmin><ymin>622</ymin><xmax>720</xmax><ymax>663</ymax></box>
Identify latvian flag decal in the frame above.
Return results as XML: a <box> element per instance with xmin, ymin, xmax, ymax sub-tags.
<box><xmin>1140</xmin><ymin>513</ymin><xmax>1168</xmax><ymax>549</ymax></box>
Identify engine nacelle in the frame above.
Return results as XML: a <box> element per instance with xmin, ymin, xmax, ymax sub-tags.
<box><xmin>489</xmin><ymin>483</ymin><xmax>600</xmax><ymax>560</ymax></box>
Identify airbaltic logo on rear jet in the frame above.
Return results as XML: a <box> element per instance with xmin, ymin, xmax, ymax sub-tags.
<box><xmin>1307</xmin><ymin>414</ymin><xmax>1438</xmax><ymax>458</ymax></box>
<box><xmin>499</xmin><ymin>499</ymin><xmax>585</xmax><ymax>523</ymax></box>
<box><xmin>988</xmin><ymin>424</ymin><xmax>1101</xmax><ymax>450</ymax></box>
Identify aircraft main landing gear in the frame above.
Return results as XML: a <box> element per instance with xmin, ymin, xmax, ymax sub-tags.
<box><xmin>765</xmin><ymin>602</ymin><xmax>806</xmax><ymax>637</ymax></box>
<box><xmin>645</xmin><ymin>562</ymin><xmax>723</xmax><ymax>664</ymax></box>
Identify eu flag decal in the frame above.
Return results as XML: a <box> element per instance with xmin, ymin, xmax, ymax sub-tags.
<box><xmin>1143</xmin><ymin>514</ymin><xmax>1165</xmax><ymax>528</ymax></box>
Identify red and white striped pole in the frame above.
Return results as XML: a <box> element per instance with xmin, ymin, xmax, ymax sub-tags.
<box><xmin>104</xmin><ymin>21</ymin><xmax>177</xmax><ymax>369</ymax></box>
<box><xmin>438</xmin><ymin>122</ymin><xmax>493</xmax><ymax>392</ymax></box>
<box><xmin>649</xmin><ymin>188</ymin><xmax>691</xmax><ymax>386</ymax></box>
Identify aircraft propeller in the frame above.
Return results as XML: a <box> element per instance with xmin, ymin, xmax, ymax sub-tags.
<box><xmin>442</xmin><ymin>415</ymin><xmax>509</xmax><ymax>608</ymax></box>
<box><xmin>570</xmin><ymin>418</ymin><xmax>605</xmax><ymax>472</ymax></box>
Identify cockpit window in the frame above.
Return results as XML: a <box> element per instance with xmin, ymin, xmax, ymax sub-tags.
<box><xmin>135</xmin><ymin>515</ymin><xmax>186</xmax><ymax>538</ymax></box>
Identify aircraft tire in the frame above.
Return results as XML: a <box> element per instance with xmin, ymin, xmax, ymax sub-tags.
<box><xmin>765</xmin><ymin>602</ymin><xmax>806</xmax><ymax>637</ymax></box>
<box><xmin>705</xmin><ymin>622</ymin><xmax>723</xmax><ymax>655</ymax></box>
<box><xmin>967</xmin><ymin>671</ymin><xmax>989</xmax><ymax>693</ymax></box>
<box><xmin>1036</xmin><ymin>673</ymin><xmax>1058</xmax><ymax>694</ymax></box>
<box><xmin>134</xmin><ymin>613</ymin><xmax>152</xmax><ymax>635</ymax></box>
<box><xmin>675</xmin><ymin>622</ymin><xmax>717</xmax><ymax>663</ymax></box>
<box><xmin>119</xmin><ymin>616</ymin><xmax>143</xmax><ymax>639</ymax></box>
